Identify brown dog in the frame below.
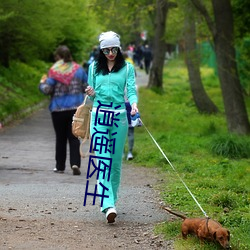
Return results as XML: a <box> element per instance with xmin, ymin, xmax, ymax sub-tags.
<box><xmin>163</xmin><ymin>207</ymin><xmax>231</xmax><ymax>249</ymax></box>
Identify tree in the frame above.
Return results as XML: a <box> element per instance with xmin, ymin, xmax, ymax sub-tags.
<box><xmin>232</xmin><ymin>0</ymin><xmax>250</xmax><ymax>96</ymax></box>
<box><xmin>148</xmin><ymin>0</ymin><xmax>177</xmax><ymax>89</ymax></box>
<box><xmin>191</xmin><ymin>0</ymin><xmax>250</xmax><ymax>134</ymax></box>
<box><xmin>0</xmin><ymin>0</ymin><xmax>98</xmax><ymax>66</ymax></box>
<box><xmin>184</xmin><ymin>1</ymin><xmax>218</xmax><ymax>114</ymax></box>
<box><xmin>90</xmin><ymin>0</ymin><xmax>155</xmax><ymax>47</ymax></box>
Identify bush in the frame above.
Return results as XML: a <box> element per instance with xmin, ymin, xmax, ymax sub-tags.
<box><xmin>0</xmin><ymin>60</ymin><xmax>49</xmax><ymax>123</ymax></box>
<box><xmin>210</xmin><ymin>134</ymin><xmax>250</xmax><ymax>159</ymax></box>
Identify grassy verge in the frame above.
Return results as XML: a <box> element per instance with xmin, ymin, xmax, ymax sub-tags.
<box><xmin>1</xmin><ymin>58</ymin><xmax>249</xmax><ymax>249</ymax></box>
<box><xmin>129</xmin><ymin>58</ymin><xmax>250</xmax><ymax>250</ymax></box>
<box><xmin>0</xmin><ymin>60</ymin><xmax>50</xmax><ymax>125</ymax></box>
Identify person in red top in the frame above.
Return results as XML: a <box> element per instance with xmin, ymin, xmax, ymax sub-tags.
<box><xmin>39</xmin><ymin>45</ymin><xmax>88</xmax><ymax>175</ymax></box>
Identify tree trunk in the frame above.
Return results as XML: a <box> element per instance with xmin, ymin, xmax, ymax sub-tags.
<box><xmin>191</xmin><ymin>0</ymin><xmax>250</xmax><ymax>134</ymax></box>
<box><xmin>212</xmin><ymin>0</ymin><xmax>250</xmax><ymax>134</ymax></box>
<box><xmin>147</xmin><ymin>0</ymin><xmax>169</xmax><ymax>89</ymax></box>
<box><xmin>184</xmin><ymin>4</ymin><xmax>218</xmax><ymax>114</ymax></box>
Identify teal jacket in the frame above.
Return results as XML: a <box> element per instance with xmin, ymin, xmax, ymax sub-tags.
<box><xmin>87</xmin><ymin>62</ymin><xmax>138</xmax><ymax>110</ymax></box>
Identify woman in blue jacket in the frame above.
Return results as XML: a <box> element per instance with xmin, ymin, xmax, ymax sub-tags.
<box><xmin>86</xmin><ymin>31</ymin><xmax>138</xmax><ymax>223</ymax></box>
<box><xmin>39</xmin><ymin>45</ymin><xmax>88</xmax><ymax>175</ymax></box>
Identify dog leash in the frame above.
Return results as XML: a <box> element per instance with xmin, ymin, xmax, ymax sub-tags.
<box><xmin>139</xmin><ymin>118</ymin><xmax>209</xmax><ymax>218</ymax></box>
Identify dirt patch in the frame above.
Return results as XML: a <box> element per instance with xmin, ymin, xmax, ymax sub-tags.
<box><xmin>0</xmin><ymin>215</ymin><xmax>174</xmax><ymax>250</ymax></box>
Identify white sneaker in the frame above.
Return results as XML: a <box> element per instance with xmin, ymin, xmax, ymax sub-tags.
<box><xmin>127</xmin><ymin>152</ymin><xmax>133</xmax><ymax>160</ymax></box>
<box><xmin>53</xmin><ymin>168</ymin><xmax>64</xmax><ymax>173</ymax></box>
<box><xmin>106</xmin><ymin>207</ymin><xmax>117</xmax><ymax>223</ymax></box>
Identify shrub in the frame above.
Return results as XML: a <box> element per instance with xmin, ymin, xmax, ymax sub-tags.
<box><xmin>210</xmin><ymin>135</ymin><xmax>250</xmax><ymax>159</ymax></box>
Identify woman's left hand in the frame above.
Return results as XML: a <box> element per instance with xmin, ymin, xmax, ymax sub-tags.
<box><xmin>131</xmin><ymin>103</ymin><xmax>138</xmax><ymax>116</ymax></box>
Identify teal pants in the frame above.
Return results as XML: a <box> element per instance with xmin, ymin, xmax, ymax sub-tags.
<box><xmin>90</xmin><ymin>109</ymin><xmax>128</xmax><ymax>212</ymax></box>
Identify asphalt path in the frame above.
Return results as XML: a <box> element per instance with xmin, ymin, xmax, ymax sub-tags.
<box><xmin>0</xmin><ymin>69</ymin><xmax>172</xmax><ymax>249</ymax></box>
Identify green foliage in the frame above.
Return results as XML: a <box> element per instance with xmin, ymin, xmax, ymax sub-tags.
<box><xmin>0</xmin><ymin>60</ymin><xmax>49</xmax><ymax>122</ymax></box>
<box><xmin>129</xmin><ymin>58</ymin><xmax>250</xmax><ymax>249</ymax></box>
<box><xmin>210</xmin><ymin>191</ymin><xmax>238</xmax><ymax>209</ymax></box>
<box><xmin>236</xmin><ymin>37</ymin><xmax>250</xmax><ymax>95</ymax></box>
<box><xmin>165</xmin><ymin>0</ymin><xmax>213</xmax><ymax>45</ymax></box>
<box><xmin>232</xmin><ymin>0</ymin><xmax>250</xmax><ymax>39</ymax></box>
<box><xmin>210</xmin><ymin>134</ymin><xmax>250</xmax><ymax>159</ymax></box>
<box><xmin>0</xmin><ymin>0</ymin><xmax>99</xmax><ymax>66</ymax></box>
<box><xmin>91</xmin><ymin>0</ymin><xmax>155</xmax><ymax>46</ymax></box>
<box><xmin>165</xmin><ymin>2</ymin><xmax>184</xmax><ymax>44</ymax></box>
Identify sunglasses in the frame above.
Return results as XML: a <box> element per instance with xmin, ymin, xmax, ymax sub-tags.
<box><xmin>102</xmin><ymin>47</ymin><xmax>119</xmax><ymax>55</ymax></box>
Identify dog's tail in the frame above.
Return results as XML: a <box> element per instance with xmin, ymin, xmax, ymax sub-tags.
<box><xmin>162</xmin><ymin>206</ymin><xmax>187</xmax><ymax>220</ymax></box>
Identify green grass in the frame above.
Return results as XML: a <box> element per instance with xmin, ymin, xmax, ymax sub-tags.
<box><xmin>0</xmin><ymin>60</ymin><xmax>50</xmax><ymax>123</ymax></box>
<box><xmin>1</xmin><ymin>57</ymin><xmax>249</xmax><ymax>249</ymax></box>
<box><xmin>128</xmin><ymin>58</ymin><xmax>250</xmax><ymax>250</ymax></box>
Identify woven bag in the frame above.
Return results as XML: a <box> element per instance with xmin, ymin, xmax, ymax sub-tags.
<box><xmin>72</xmin><ymin>95</ymin><xmax>92</xmax><ymax>139</ymax></box>
<box><xmin>72</xmin><ymin>95</ymin><xmax>93</xmax><ymax>158</ymax></box>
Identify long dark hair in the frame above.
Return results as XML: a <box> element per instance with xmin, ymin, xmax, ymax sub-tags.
<box><xmin>95</xmin><ymin>48</ymin><xmax>126</xmax><ymax>75</ymax></box>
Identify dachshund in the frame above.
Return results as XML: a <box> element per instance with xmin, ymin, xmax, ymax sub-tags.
<box><xmin>162</xmin><ymin>207</ymin><xmax>231</xmax><ymax>249</ymax></box>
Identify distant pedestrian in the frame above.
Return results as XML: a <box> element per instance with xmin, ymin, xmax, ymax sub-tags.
<box><xmin>134</xmin><ymin>45</ymin><xmax>144</xmax><ymax>69</ymax></box>
<box><xmin>87</xmin><ymin>46</ymin><xmax>99</xmax><ymax>69</ymax></box>
<box><xmin>39</xmin><ymin>45</ymin><xmax>88</xmax><ymax>175</ymax></box>
<box><xmin>123</xmin><ymin>52</ymin><xmax>137</xmax><ymax>160</ymax></box>
<box><xmin>143</xmin><ymin>44</ymin><xmax>152</xmax><ymax>74</ymax></box>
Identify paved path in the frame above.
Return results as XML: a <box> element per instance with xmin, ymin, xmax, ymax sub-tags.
<box><xmin>135</xmin><ymin>68</ymin><xmax>149</xmax><ymax>87</ymax></box>
<box><xmin>0</xmin><ymin>71</ymin><xmax>173</xmax><ymax>249</ymax></box>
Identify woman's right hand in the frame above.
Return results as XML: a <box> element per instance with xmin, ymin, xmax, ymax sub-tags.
<box><xmin>85</xmin><ymin>86</ymin><xmax>95</xmax><ymax>97</ymax></box>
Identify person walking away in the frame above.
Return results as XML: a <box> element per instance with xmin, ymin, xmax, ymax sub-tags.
<box><xmin>86</xmin><ymin>46</ymin><xmax>99</xmax><ymax>71</ymax></box>
<box><xmin>39</xmin><ymin>45</ymin><xmax>88</xmax><ymax>175</ymax></box>
<box><xmin>123</xmin><ymin>52</ymin><xmax>137</xmax><ymax>160</ymax></box>
<box><xmin>125</xmin><ymin>102</ymin><xmax>134</xmax><ymax>160</ymax></box>
<box><xmin>143</xmin><ymin>44</ymin><xmax>152</xmax><ymax>74</ymax></box>
<box><xmin>134</xmin><ymin>44</ymin><xmax>144</xmax><ymax>69</ymax></box>
<box><xmin>85</xmin><ymin>31</ymin><xmax>138</xmax><ymax>223</ymax></box>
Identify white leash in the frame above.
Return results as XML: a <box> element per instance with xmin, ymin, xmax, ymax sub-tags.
<box><xmin>139</xmin><ymin>118</ymin><xmax>209</xmax><ymax>218</ymax></box>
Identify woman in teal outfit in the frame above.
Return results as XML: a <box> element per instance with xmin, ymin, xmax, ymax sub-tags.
<box><xmin>86</xmin><ymin>31</ymin><xmax>138</xmax><ymax>223</ymax></box>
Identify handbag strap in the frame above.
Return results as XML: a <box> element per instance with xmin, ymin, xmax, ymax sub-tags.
<box><xmin>79</xmin><ymin>138</ymin><xmax>91</xmax><ymax>158</ymax></box>
<box><xmin>126</xmin><ymin>62</ymin><xmax>129</xmax><ymax>83</ymax></box>
<box><xmin>83</xmin><ymin>94</ymin><xmax>88</xmax><ymax>105</ymax></box>
<box><xmin>124</xmin><ymin>62</ymin><xmax>129</xmax><ymax>100</ymax></box>
<box><xmin>91</xmin><ymin>61</ymin><xmax>95</xmax><ymax>89</ymax></box>
<box><xmin>79</xmin><ymin>111</ymin><xmax>91</xmax><ymax>158</ymax></box>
